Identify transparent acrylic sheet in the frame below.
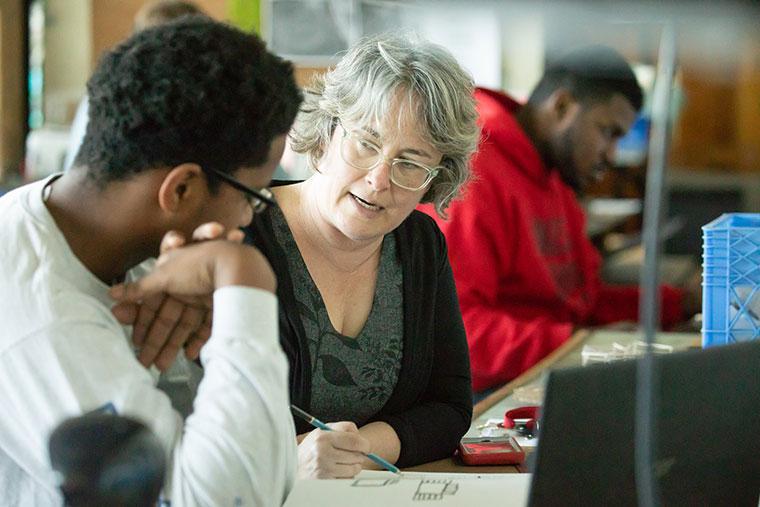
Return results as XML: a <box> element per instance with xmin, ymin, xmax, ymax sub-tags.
<box><xmin>581</xmin><ymin>340</ymin><xmax>673</xmax><ymax>366</ymax></box>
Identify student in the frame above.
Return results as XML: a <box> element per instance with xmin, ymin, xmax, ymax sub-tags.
<box><xmin>246</xmin><ymin>33</ymin><xmax>479</xmax><ymax>478</ymax></box>
<box><xmin>0</xmin><ymin>17</ymin><xmax>301</xmax><ymax>505</ymax></box>
<box><xmin>63</xmin><ymin>0</ymin><xmax>207</xmax><ymax>172</ymax></box>
<box><xmin>419</xmin><ymin>45</ymin><xmax>695</xmax><ymax>395</ymax></box>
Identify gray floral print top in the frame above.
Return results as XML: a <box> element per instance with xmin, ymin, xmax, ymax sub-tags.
<box><xmin>272</xmin><ymin>206</ymin><xmax>403</xmax><ymax>425</ymax></box>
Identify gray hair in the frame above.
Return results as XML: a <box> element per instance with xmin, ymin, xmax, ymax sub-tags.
<box><xmin>289</xmin><ymin>32</ymin><xmax>479</xmax><ymax>217</ymax></box>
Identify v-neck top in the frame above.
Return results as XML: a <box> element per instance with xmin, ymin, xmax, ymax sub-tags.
<box><xmin>246</xmin><ymin>185</ymin><xmax>473</xmax><ymax>468</ymax></box>
<box><xmin>270</xmin><ymin>205</ymin><xmax>403</xmax><ymax>425</ymax></box>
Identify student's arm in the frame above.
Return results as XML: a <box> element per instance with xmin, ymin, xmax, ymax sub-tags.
<box><xmin>111</xmin><ymin>224</ymin><xmax>247</xmax><ymax>371</ymax></box>
<box><xmin>462</xmin><ymin>305</ymin><xmax>573</xmax><ymax>390</ymax></box>
<box><xmin>0</xmin><ymin>240</ymin><xmax>295</xmax><ymax>506</ymax></box>
<box><xmin>170</xmin><ymin>284</ymin><xmax>295</xmax><ymax>505</ymax></box>
<box><xmin>115</xmin><ymin>240</ymin><xmax>295</xmax><ymax>505</ymax></box>
<box><xmin>572</xmin><ymin>216</ymin><xmax>686</xmax><ymax>329</ymax></box>
<box><xmin>593</xmin><ymin>284</ymin><xmax>684</xmax><ymax>328</ymax></box>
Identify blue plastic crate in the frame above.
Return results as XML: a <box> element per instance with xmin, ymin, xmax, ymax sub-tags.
<box><xmin>702</xmin><ymin>213</ymin><xmax>760</xmax><ymax>347</ymax></box>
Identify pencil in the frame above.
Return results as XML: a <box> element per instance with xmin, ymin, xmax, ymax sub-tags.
<box><xmin>290</xmin><ymin>405</ymin><xmax>401</xmax><ymax>475</ymax></box>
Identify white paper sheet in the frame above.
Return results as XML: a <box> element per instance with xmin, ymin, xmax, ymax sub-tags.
<box><xmin>284</xmin><ymin>470</ymin><xmax>532</xmax><ymax>507</ymax></box>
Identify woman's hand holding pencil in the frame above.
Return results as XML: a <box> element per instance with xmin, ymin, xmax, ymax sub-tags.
<box><xmin>291</xmin><ymin>405</ymin><xmax>401</xmax><ymax>479</ymax></box>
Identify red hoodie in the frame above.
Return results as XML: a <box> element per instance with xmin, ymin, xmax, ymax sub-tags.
<box><xmin>418</xmin><ymin>88</ymin><xmax>684</xmax><ymax>391</ymax></box>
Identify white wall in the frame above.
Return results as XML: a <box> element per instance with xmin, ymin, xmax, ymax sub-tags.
<box><xmin>44</xmin><ymin>0</ymin><xmax>91</xmax><ymax>125</ymax></box>
<box><xmin>500</xmin><ymin>8</ymin><xmax>544</xmax><ymax>102</ymax></box>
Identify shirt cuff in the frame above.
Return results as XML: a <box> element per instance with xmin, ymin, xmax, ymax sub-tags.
<box><xmin>210</xmin><ymin>286</ymin><xmax>279</xmax><ymax>349</ymax></box>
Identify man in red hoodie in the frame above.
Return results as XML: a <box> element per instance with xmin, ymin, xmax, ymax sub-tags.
<box><xmin>419</xmin><ymin>45</ymin><xmax>687</xmax><ymax>395</ymax></box>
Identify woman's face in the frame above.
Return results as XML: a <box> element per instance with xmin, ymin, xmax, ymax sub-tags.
<box><xmin>312</xmin><ymin>101</ymin><xmax>442</xmax><ymax>244</ymax></box>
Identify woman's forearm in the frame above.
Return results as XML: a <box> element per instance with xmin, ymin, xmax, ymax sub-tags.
<box><xmin>358</xmin><ymin>421</ymin><xmax>401</xmax><ymax>467</ymax></box>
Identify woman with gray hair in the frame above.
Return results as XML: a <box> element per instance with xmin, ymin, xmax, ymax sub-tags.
<box><xmin>245</xmin><ymin>32</ymin><xmax>479</xmax><ymax>478</ymax></box>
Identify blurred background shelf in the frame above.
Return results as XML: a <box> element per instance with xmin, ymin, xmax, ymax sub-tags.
<box><xmin>1</xmin><ymin>1</ymin><xmax>758</xmax><ymax>269</ymax></box>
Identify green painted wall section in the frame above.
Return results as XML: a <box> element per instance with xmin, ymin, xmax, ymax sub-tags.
<box><xmin>228</xmin><ymin>0</ymin><xmax>260</xmax><ymax>34</ymax></box>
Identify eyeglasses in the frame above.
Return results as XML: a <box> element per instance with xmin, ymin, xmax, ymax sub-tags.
<box><xmin>338</xmin><ymin>122</ymin><xmax>441</xmax><ymax>191</ymax></box>
<box><xmin>204</xmin><ymin>167</ymin><xmax>276</xmax><ymax>214</ymax></box>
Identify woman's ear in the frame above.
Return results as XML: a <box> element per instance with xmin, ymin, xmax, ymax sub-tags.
<box><xmin>157</xmin><ymin>163</ymin><xmax>205</xmax><ymax>214</ymax></box>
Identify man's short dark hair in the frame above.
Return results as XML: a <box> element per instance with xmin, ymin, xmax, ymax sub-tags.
<box><xmin>76</xmin><ymin>16</ymin><xmax>301</xmax><ymax>184</ymax></box>
<box><xmin>133</xmin><ymin>0</ymin><xmax>205</xmax><ymax>32</ymax></box>
<box><xmin>528</xmin><ymin>45</ymin><xmax>643</xmax><ymax>112</ymax></box>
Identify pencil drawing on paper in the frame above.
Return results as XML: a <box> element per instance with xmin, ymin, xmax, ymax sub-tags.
<box><xmin>350</xmin><ymin>477</ymin><xmax>459</xmax><ymax>501</ymax></box>
<box><xmin>412</xmin><ymin>479</ymin><xmax>458</xmax><ymax>501</ymax></box>
<box><xmin>351</xmin><ymin>477</ymin><xmax>400</xmax><ymax>487</ymax></box>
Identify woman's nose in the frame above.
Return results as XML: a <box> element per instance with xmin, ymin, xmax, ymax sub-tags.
<box><xmin>365</xmin><ymin>158</ymin><xmax>392</xmax><ymax>191</ymax></box>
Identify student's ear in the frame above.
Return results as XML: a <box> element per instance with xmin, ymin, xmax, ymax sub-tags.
<box><xmin>157</xmin><ymin>163</ymin><xmax>206</xmax><ymax>214</ymax></box>
<box><xmin>547</xmin><ymin>88</ymin><xmax>580</xmax><ymax>128</ymax></box>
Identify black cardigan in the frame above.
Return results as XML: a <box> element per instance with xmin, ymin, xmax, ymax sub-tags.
<box><xmin>245</xmin><ymin>199</ymin><xmax>472</xmax><ymax>467</ymax></box>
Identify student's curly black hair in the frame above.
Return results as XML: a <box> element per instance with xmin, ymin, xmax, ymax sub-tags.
<box><xmin>75</xmin><ymin>16</ymin><xmax>301</xmax><ymax>185</ymax></box>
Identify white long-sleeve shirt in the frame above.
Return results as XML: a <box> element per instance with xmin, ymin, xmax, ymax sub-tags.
<box><xmin>0</xmin><ymin>176</ymin><xmax>296</xmax><ymax>506</ymax></box>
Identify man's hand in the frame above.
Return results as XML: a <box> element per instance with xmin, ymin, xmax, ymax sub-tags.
<box><xmin>297</xmin><ymin>422</ymin><xmax>371</xmax><ymax>479</ymax></box>
<box><xmin>111</xmin><ymin>292</ymin><xmax>211</xmax><ymax>370</ymax></box>
<box><xmin>111</xmin><ymin>237</ymin><xmax>275</xmax><ymax>300</ymax></box>
<box><xmin>110</xmin><ymin>223</ymin><xmax>268</xmax><ymax>371</ymax></box>
<box><xmin>681</xmin><ymin>270</ymin><xmax>703</xmax><ymax>318</ymax></box>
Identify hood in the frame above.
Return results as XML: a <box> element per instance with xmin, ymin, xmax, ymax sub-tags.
<box><xmin>474</xmin><ymin>87</ymin><xmax>550</xmax><ymax>185</ymax></box>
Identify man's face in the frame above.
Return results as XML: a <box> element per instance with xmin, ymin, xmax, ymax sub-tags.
<box><xmin>549</xmin><ymin>93</ymin><xmax>637</xmax><ymax>193</ymax></box>
<box><xmin>198</xmin><ymin>134</ymin><xmax>286</xmax><ymax>231</ymax></box>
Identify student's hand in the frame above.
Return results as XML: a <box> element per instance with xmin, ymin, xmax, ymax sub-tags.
<box><xmin>110</xmin><ymin>229</ymin><xmax>275</xmax><ymax>350</ymax></box>
<box><xmin>111</xmin><ymin>239</ymin><xmax>275</xmax><ymax>299</ymax></box>
<box><xmin>681</xmin><ymin>270</ymin><xmax>703</xmax><ymax>318</ymax></box>
<box><xmin>297</xmin><ymin>422</ymin><xmax>371</xmax><ymax>479</ymax></box>
<box><xmin>112</xmin><ymin>223</ymin><xmax>244</xmax><ymax>371</ymax></box>
<box><xmin>111</xmin><ymin>293</ymin><xmax>211</xmax><ymax>371</ymax></box>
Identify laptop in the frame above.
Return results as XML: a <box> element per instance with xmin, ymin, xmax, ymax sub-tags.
<box><xmin>528</xmin><ymin>340</ymin><xmax>760</xmax><ymax>506</ymax></box>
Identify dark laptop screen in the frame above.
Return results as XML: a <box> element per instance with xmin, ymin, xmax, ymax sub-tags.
<box><xmin>529</xmin><ymin>340</ymin><xmax>760</xmax><ymax>506</ymax></box>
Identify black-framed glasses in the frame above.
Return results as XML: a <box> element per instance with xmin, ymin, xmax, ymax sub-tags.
<box><xmin>338</xmin><ymin>121</ymin><xmax>441</xmax><ymax>191</ymax></box>
<box><xmin>204</xmin><ymin>167</ymin><xmax>276</xmax><ymax>214</ymax></box>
